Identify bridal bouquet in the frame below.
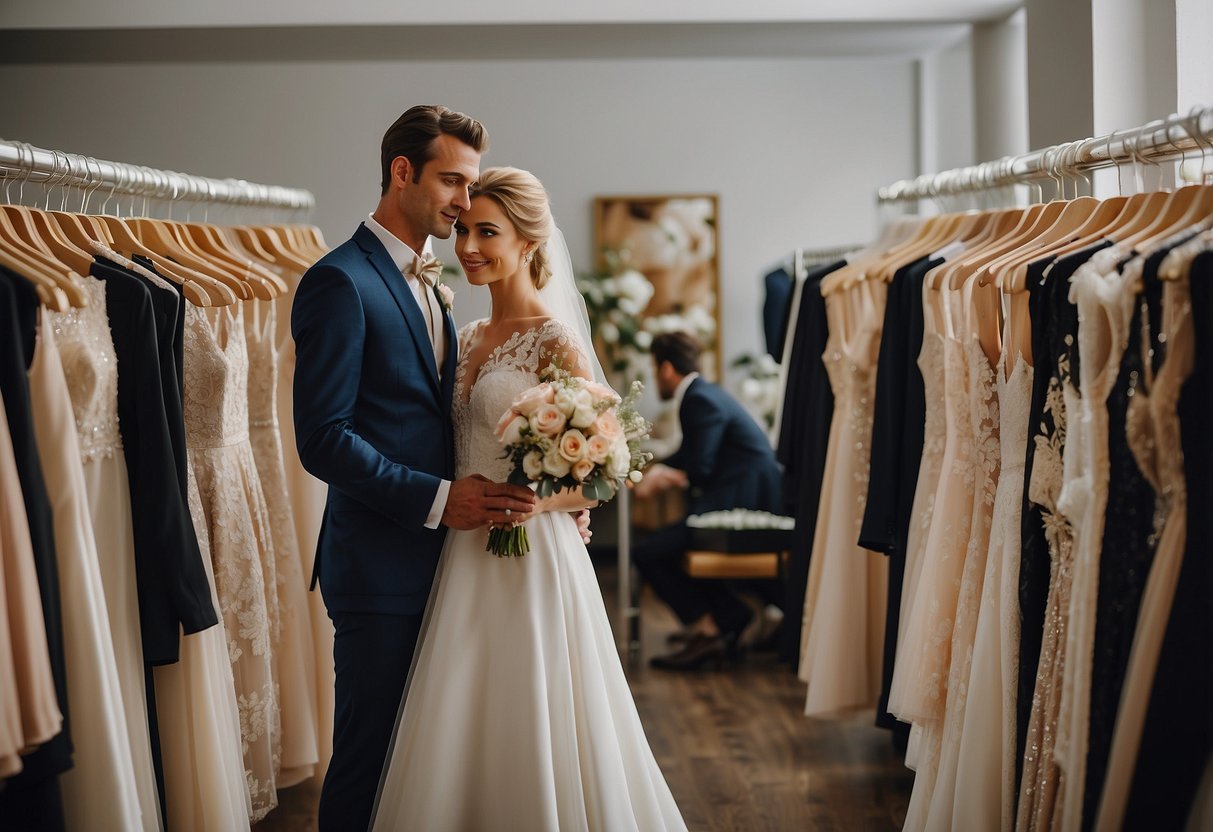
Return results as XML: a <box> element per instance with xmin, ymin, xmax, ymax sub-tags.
<box><xmin>489</xmin><ymin>367</ymin><xmax>652</xmax><ymax>556</ymax></box>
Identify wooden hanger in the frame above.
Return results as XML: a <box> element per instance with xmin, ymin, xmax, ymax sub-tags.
<box><xmin>183</xmin><ymin>222</ymin><xmax>287</xmax><ymax>299</ymax></box>
<box><xmin>940</xmin><ymin>208</ymin><xmax>1023</xmax><ymax>289</ymax></box>
<box><xmin>128</xmin><ymin>217</ymin><xmax>254</xmax><ymax>300</ymax></box>
<box><xmin>0</xmin><ymin>208</ymin><xmax>77</xmax><ymax>310</ymax></box>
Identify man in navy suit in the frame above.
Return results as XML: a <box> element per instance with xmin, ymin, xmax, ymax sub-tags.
<box><xmin>292</xmin><ymin>105</ymin><xmax>538</xmax><ymax>831</ymax></box>
<box><xmin>633</xmin><ymin>332</ymin><xmax>783</xmax><ymax>670</ymax></box>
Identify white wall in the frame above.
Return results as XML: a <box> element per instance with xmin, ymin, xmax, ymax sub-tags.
<box><xmin>0</xmin><ymin>56</ymin><xmax>917</xmax><ymax>365</ymax></box>
<box><xmin>973</xmin><ymin>9</ymin><xmax>1028</xmax><ymax>162</ymax></box>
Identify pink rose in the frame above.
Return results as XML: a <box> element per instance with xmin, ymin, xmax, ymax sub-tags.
<box><xmin>495</xmin><ymin>408</ymin><xmax>521</xmax><ymax>438</ymax></box>
<box><xmin>436</xmin><ymin>283</ymin><xmax>455</xmax><ymax>311</ymax></box>
<box><xmin>513</xmin><ymin>382</ymin><xmax>555</xmax><ymax>417</ymax></box>
<box><xmin>571</xmin><ymin>458</ymin><xmax>595</xmax><ymax>482</ymax></box>
<box><xmin>585</xmin><ymin>434</ymin><xmax>611</xmax><ymax>464</ymax></box>
<box><xmin>584</xmin><ymin>380</ymin><xmax>619</xmax><ymax>405</ymax></box>
<box><xmin>559</xmin><ymin>429</ymin><xmax>588</xmax><ymax>462</ymax></box>
<box><xmin>591</xmin><ymin>411</ymin><xmax>623</xmax><ymax>442</ymax></box>
<box><xmin>530</xmin><ymin>403</ymin><xmax>567</xmax><ymax>437</ymax></box>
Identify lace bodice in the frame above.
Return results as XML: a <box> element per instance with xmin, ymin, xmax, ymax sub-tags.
<box><xmin>184</xmin><ymin>305</ymin><xmax>250</xmax><ymax>449</ymax></box>
<box><xmin>245</xmin><ymin>303</ymin><xmax>279</xmax><ymax>430</ymax></box>
<box><xmin>452</xmin><ymin>318</ymin><xmax>590</xmax><ymax>481</ymax></box>
<box><xmin>49</xmin><ymin>274</ymin><xmax>122</xmax><ymax>463</ymax></box>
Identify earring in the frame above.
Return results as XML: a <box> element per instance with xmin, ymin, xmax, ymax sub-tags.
<box><xmin>523</xmin><ymin>251</ymin><xmax>533</xmax><ymax>264</ymax></box>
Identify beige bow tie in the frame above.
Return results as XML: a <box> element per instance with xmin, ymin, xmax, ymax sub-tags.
<box><xmin>408</xmin><ymin>254</ymin><xmax>443</xmax><ymax>287</ymax></box>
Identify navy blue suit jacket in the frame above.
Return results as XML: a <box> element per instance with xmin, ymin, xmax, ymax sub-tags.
<box><xmin>292</xmin><ymin>223</ymin><xmax>457</xmax><ymax>615</ymax></box>
<box><xmin>665</xmin><ymin>377</ymin><xmax>783</xmax><ymax>516</ymax></box>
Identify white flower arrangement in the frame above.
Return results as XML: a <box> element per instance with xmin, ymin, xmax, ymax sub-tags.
<box><xmin>686</xmin><ymin>510</ymin><xmax>795</xmax><ymax>530</ymax></box>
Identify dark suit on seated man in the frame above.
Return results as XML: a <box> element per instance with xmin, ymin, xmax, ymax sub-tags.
<box><xmin>633</xmin><ymin>332</ymin><xmax>782</xmax><ymax>670</ymax></box>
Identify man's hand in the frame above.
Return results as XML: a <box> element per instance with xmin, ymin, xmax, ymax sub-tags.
<box><xmin>573</xmin><ymin>509</ymin><xmax>592</xmax><ymax>545</ymax></box>
<box><xmin>441</xmin><ymin>474</ymin><xmax>536</xmax><ymax>530</ymax></box>
<box><xmin>631</xmin><ymin>463</ymin><xmax>688</xmax><ymax>499</ymax></box>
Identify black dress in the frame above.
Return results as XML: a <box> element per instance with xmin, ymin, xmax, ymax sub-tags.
<box><xmin>775</xmin><ymin>259</ymin><xmax>846</xmax><ymax>665</ymax></box>
<box><xmin>90</xmin><ymin>257</ymin><xmax>218</xmax><ymax>666</ymax></box>
<box><xmin>1015</xmin><ymin>240</ymin><xmax>1111</xmax><ymax>794</ymax></box>
<box><xmin>1122</xmin><ymin>249</ymin><xmax>1213</xmax><ymax>829</ymax></box>
<box><xmin>0</xmin><ymin>267</ymin><xmax>70</xmax><ymax>832</ymax></box>
<box><xmin>859</xmin><ymin>254</ymin><xmax>937</xmax><ymax>740</ymax></box>
<box><xmin>1080</xmin><ymin>238</ymin><xmax>1190</xmax><ymax>831</ymax></box>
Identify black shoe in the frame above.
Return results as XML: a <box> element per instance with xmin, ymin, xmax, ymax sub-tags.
<box><xmin>665</xmin><ymin>625</ymin><xmax>699</xmax><ymax>646</ymax></box>
<box><xmin>649</xmin><ymin>634</ymin><xmax>729</xmax><ymax>671</ymax></box>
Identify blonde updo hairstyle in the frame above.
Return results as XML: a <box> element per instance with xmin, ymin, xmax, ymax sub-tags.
<box><xmin>469</xmin><ymin>167</ymin><xmax>555</xmax><ymax>289</ymax></box>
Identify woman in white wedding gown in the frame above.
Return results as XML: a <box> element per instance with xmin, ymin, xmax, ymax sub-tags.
<box><xmin>371</xmin><ymin>167</ymin><xmax>685</xmax><ymax>831</ymax></box>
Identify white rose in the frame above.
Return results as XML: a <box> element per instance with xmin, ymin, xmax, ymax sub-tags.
<box><xmin>542</xmin><ymin>444</ymin><xmax>572</xmax><ymax>478</ymax></box>
<box><xmin>570</xmin><ymin>400</ymin><xmax>597</xmax><ymax>430</ymax></box>
<box><xmin>571</xmin><ymin>458</ymin><xmax>595</xmax><ymax>482</ymax></box>
<box><xmin>600</xmin><ymin>321</ymin><xmax>620</xmax><ymax>343</ymax></box>
<box><xmin>559</xmin><ymin>429</ymin><xmax>589</xmax><ymax>462</ymax></box>
<box><xmin>634</xmin><ymin>330</ymin><xmax>653</xmax><ymax>350</ymax></box>
<box><xmin>607</xmin><ymin>444</ymin><xmax>630</xmax><ymax>478</ymax></box>
<box><xmin>628</xmin><ymin>469</ymin><xmax>643</xmax><ymax>483</ymax></box>
<box><xmin>500</xmin><ymin>414</ymin><xmax>528</xmax><ymax>446</ymax></box>
<box><xmin>554</xmin><ymin>388</ymin><xmax>579</xmax><ymax>418</ymax></box>
<box><xmin>522</xmin><ymin>450</ymin><xmax>545</xmax><ymax>480</ymax></box>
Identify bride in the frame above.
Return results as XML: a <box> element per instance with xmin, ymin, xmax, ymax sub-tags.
<box><xmin>370</xmin><ymin>167</ymin><xmax>686</xmax><ymax>831</ymax></box>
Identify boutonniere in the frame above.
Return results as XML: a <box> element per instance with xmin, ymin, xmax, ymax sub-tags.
<box><xmin>436</xmin><ymin>282</ymin><xmax>455</xmax><ymax>312</ymax></box>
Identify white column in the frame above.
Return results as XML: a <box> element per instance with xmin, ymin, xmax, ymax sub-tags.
<box><xmin>1024</xmin><ymin>0</ymin><xmax>1095</xmax><ymax>150</ymax></box>
<box><xmin>973</xmin><ymin>9</ymin><xmax>1029</xmax><ymax>163</ymax></box>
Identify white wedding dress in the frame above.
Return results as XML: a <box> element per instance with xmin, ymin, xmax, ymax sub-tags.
<box><xmin>372</xmin><ymin>318</ymin><xmax>685</xmax><ymax>832</ymax></box>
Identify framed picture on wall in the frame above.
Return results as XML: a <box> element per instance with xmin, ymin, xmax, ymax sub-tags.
<box><xmin>593</xmin><ymin>194</ymin><xmax>721</xmax><ymax>380</ymax></box>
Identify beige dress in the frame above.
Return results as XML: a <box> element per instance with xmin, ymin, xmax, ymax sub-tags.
<box><xmin>799</xmin><ymin>280</ymin><xmax>888</xmax><ymax>716</ymax></box>
<box><xmin>0</xmin><ymin>390</ymin><xmax>61</xmax><ymax>778</ymax></box>
<box><xmin>50</xmin><ymin>274</ymin><xmax>162</xmax><ymax>830</ymax></box>
<box><xmin>274</xmin><ymin>267</ymin><xmax>335</xmax><ymax>777</ymax></box>
<box><xmin>921</xmin><ymin>281</ymin><xmax>1002</xmax><ymax>829</ymax></box>
<box><xmin>184</xmin><ymin>302</ymin><xmax>281</xmax><ymax>820</ymax></box>
<box><xmin>246</xmin><ymin>299</ymin><xmax>319</xmax><ymax>786</ymax></box>
<box><xmin>28</xmin><ymin>307</ymin><xmax>144</xmax><ymax>829</ymax></box>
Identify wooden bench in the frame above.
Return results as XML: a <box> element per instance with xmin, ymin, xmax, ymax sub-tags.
<box><xmin>683</xmin><ymin>550</ymin><xmax>784</xmax><ymax>579</ymax></box>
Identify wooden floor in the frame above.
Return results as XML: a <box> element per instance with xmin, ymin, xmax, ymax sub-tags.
<box><xmin>258</xmin><ymin>561</ymin><xmax>912</xmax><ymax>831</ymax></box>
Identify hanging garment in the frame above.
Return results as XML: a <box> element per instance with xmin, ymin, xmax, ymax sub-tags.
<box><xmin>776</xmin><ymin>260</ymin><xmax>845</xmax><ymax>666</ymax></box>
<box><xmin>183</xmin><ymin>302</ymin><xmax>281</xmax><ymax>821</ymax></box>
<box><xmin>1095</xmin><ymin>249</ymin><xmax>1195</xmax><ymax>831</ymax></box>
<box><xmin>859</xmin><ymin>254</ymin><xmax>937</xmax><ymax>741</ymax></box>
<box><xmin>0</xmin><ymin>267</ymin><xmax>71</xmax><ymax>831</ymax></box>
<box><xmin>951</xmin><ymin>311</ymin><xmax>1033</xmax><ymax>831</ymax></box>
<box><xmin>799</xmin><ymin>280</ymin><xmax>888</xmax><ymax>715</ymax></box>
<box><xmin>1124</xmin><ymin>246</ymin><xmax>1213</xmax><ymax>828</ymax></box>
<box><xmin>245</xmin><ymin>300</ymin><xmax>319</xmax><ymax>786</ymax></box>
<box><xmin>28</xmin><ymin>306</ymin><xmax>145</xmax><ymax>830</ymax></box>
<box><xmin>273</xmin><ymin>264</ymin><xmax>335</xmax><ymax>776</ymax></box>
<box><xmin>47</xmin><ymin>273</ymin><xmax>162</xmax><ymax>832</ymax></box>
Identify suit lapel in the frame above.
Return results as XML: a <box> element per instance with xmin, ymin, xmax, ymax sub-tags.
<box><xmin>353</xmin><ymin>224</ymin><xmax>440</xmax><ymax>395</ymax></box>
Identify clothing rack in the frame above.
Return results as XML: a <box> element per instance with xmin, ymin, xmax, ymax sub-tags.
<box><xmin>0</xmin><ymin>139</ymin><xmax>316</xmax><ymax>211</ymax></box>
<box><xmin>878</xmin><ymin>105</ymin><xmax>1213</xmax><ymax>203</ymax></box>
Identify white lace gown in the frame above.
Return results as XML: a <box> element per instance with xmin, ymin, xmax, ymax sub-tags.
<box><xmin>372</xmin><ymin>319</ymin><xmax>685</xmax><ymax>832</ymax></box>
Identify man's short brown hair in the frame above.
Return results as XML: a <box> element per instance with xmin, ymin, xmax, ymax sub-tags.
<box><xmin>380</xmin><ymin>105</ymin><xmax>488</xmax><ymax>194</ymax></box>
<box><xmin>650</xmin><ymin>332</ymin><xmax>703</xmax><ymax>376</ymax></box>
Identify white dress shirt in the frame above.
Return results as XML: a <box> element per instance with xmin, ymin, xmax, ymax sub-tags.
<box><xmin>364</xmin><ymin>213</ymin><xmax>450</xmax><ymax>529</ymax></box>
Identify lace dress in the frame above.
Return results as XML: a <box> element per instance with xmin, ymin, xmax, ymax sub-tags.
<box><xmin>184</xmin><ymin>303</ymin><xmax>281</xmax><ymax>820</ymax></box>
<box><xmin>922</xmin><ymin>284</ymin><xmax>1002</xmax><ymax>830</ymax></box>
<box><xmin>1095</xmin><ymin>258</ymin><xmax>1194</xmax><ymax>830</ymax></box>
<box><xmin>1051</xmin><ymin>246</ymin><xmax>1136</xmax><ymax>831</ymax></box>
<box><xmin>372</xmin><ymin>318</ymin><xmax>685</xmax><ymax>831</ymax></box>
<box><xmin>246</xmin><ymin>300</ymin><xmax>319</xmax><ymax>786</ymax></box>
<box><xmin>952</xmin><ymin>325</ymin><xmax>1032</xmax><ymax>831</ymax></box>
<box><xmin>50</xmin><ymin>275</ymin><xmax>162</xmax><ymax>830</ymax></box>
<box><xmin>28</xmin><ymin>306</ymin><xmax>144</xmax><ymax>829</ymax></box>
<box><xmin>799</xmin><ymin>282</ymin><xmax>888</xmax><ymax>716</ymax></box>
<box><xmin>886</xmin><ymin>278</ymin><xmax>946</xmax><ymax>721</ymax></box>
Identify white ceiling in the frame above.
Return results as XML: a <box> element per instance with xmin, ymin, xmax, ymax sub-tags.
<box><xmin>2</xmin><ymin>0</ymin><xmax>1023</xmax><ymax>30</ymax></box>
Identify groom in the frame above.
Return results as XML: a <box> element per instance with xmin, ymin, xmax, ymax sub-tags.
<box><xmin>292</xmin><ymin>105</ymin><xmax>538</xmax><ymax>831</ymax></box>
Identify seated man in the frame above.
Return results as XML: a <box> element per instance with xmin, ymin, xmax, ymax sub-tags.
<box><xmin>633</xmin><ymin>332</ymin><xmax>783</xmax><ymax>670</ymax></box>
